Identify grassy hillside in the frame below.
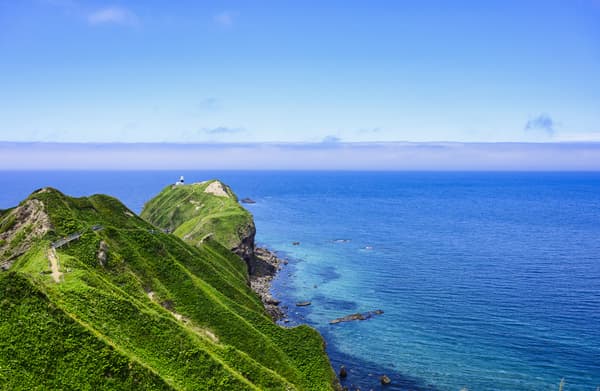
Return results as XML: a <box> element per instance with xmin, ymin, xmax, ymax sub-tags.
<box><xmin>0</xmin><ymin>188</ymin><xmax>337</xmax><ymax>390</ymax></box>
<box><xmin>141</xmin><ymin>180</ymin><xmax>254</xmax><ymax>253</ymax></box>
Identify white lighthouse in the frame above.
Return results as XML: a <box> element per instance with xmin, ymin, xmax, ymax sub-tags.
<box><xmin>175</xmin><ymin>176</ymin><xmax>185</xmax><ymax>186</ymax></box>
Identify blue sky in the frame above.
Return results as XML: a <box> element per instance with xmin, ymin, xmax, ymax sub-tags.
<box><xmin>1</xmin><ymin>0</ymin><xmax>599</xmax><ymax>144</ymax></box>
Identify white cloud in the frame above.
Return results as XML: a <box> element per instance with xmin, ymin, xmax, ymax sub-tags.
<box><xmin>88</xmin><ymin>6</ymin><xmax>139</xmax><ymax>26</ymax></box>
<box><xmin>213</xmin><ymin>11</ymin><xmax>235</xmax><ymax>28</ymax></box>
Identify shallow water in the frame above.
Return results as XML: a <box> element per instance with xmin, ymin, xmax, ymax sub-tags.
<box><xmin>2</xmin><ymin>171</ymin><xmax>599</xmax><ymax>390</ymax></box>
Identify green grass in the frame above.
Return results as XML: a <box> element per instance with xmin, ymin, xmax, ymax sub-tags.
<box><xmin>0</xmin><ymin>187</ymin><xmax>337</xmax><ymax>390</ymax></box>
<box><xmin>140</xmin><ymin>181</ymin><xmax>254</xmax><ymax>250</ymax></box>
<box><xmin>0</xmin><ymin>212</ymin><xmax>17</xmax><ymax>235</ymax></box>
<box><xmin>0</xmin><ymin>272</ymin><xmax>173</xmax><ymax>390</ymax></box>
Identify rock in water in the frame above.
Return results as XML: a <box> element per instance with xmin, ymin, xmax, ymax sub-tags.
<box><xmin>339</xmin><ymin>365</ymin><xmax>348</xmax><ymax>378</ymax></box>
<box><xmin>296</xmin><ymin>301</ymin><xmax>312</xmax><ymax>307</ymax></box>
<box><xmin>329</xmin><ymin>310</ymin><xmax>384</xmax><ymax>324</ymax></box>
<box><xmin>240</xmin><ymin>198</ymin><xmax>256</xmax><ymax>204</ymax></box>
<box><xmin>380</xmin><ymin>375</ymin><xmax>391</xmax><ymax>385</ymax></box>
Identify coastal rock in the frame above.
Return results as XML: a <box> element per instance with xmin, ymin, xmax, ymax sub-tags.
<box><xmin>380</xmin><ymin>375</ymin><xmax>391</xmax><ymax>385</ymax></box>
<box><xmin>249</xmin><ymin>247</ymin><xmax>287</xmax><ymax>321</ymax></box>
<box><xmin>0</xmin><ymin>198</ymin><xmax>52</xmax><ymax>271</ymax></box>
<box><xmin>296</xmin><ymin>301</ymin><xmax>312</xmax><ymax>307</ymax></box>
<box><xmin>333</xmin><ymin>239</ymin><xmax>351</xmax><ymax>243</ymax></box>
<box><xmin>231</xmin><ymin>222</ymin><xmax>257</xmax><ymax>274</ymax></box>
<box><xmin>252</xmin><ymin>247</ymin><xmax>278</xmax><ymax>277</ymax></box>
<box><xmin>292</xmin><ymin>241</ymin><xmax>300</xmax><ymax>245</ymax></box>
<box><xmin>240</xmin><ymin>198</ymin><xmax>256</xmax><ymax>204</ymax></box>
<box><xmin>339</xmin><ymin>365</ymin><xmax>348</xmax><ymax>378</ymax></box>
<box><xmin>203</xmin><ymin>180</ymin><xmax>230</xmax><ymax>197</ymax></box>
<box><xmin>329</xmin><ymin>310</ymin><xmax>384</xmax><ymax>324</ymax></box>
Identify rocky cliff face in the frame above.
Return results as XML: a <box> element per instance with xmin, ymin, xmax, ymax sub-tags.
<box><xmin>0</xmin><ymin>197</ymin><xmax>52</xmax><ymax>270</ymax></box>
<box><xmin>231</xmin><ymin>220</ymin><xmax>257</xmax><ymax>274</ymax></box>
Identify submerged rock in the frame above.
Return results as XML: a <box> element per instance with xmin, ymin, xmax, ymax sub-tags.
<box><xmin>329</xmin><ymin>310</ymin><xmax>384</xmax><ymax>324</ymax></box>
<box><xmin>333</xmin><ymin>239</ymin><xmax>351</xmax><ymax>243</ymax></box>
<box><xmin>241</xmin><ymin>197</ymin><xmax>256</xmax><ymax>204</ymax></box>
<box><xmin>380</xmin><ymin>375</ymin><xmax>391</xmax><ymax>385</ymax></box>
<box><xmin>292</xmin><ymin>241</ymin><xmax>300</xmax><ymax>246</ymax></box>
<box><xmin>339</xmin><ymin>365</ymin><xmax>348</xmax><ymax>378</ymax></box>
<box><xmin>296</xmin><ymin>301</ymin><xmax>312</xmax><ymax>307</ymax></box>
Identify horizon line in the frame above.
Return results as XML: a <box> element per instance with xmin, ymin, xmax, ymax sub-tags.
<box><xmin>2</xmin><ymin>141</ymin><xmax>600</xmax><ymax>171</ymax></box>
<box><xmin>2</xmin><ymin>140</ymin><xmax>600</xmax><ymax>146</ymax></box>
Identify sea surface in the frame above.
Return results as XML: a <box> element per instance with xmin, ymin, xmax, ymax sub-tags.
<box><xmin>1</xmin><ymin>171</ymin><xmax>599</xmax><ymax>391</ymax></box>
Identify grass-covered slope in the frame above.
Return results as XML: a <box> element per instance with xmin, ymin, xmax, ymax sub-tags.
<box><xmin>0</xmin><ymin>188</ymin><xmax>337</xmax><ymax>390</ymax></box>
<box><xmin>141</xmin><ymin>180</ymin><xmax>254</xmax><ymax>254</ymax></box>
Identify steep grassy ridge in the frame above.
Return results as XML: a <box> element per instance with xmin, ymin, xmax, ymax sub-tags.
<box><xmin>0</xmin><ymin>188</ymin><xmax>337</xmax><ymax>390</ymax></box>
<box><xmin>141</xmin><ymin>180</ymin><xmax>254</xmax><ymax>254</ymax></box>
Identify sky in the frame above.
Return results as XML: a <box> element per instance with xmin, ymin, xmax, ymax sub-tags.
<box><xmin>1</xmin><ymin>0</ymin><xmax>599</xmax><ymax>145</ymax></box>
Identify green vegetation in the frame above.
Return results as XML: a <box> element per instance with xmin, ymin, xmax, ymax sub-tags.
<box><xmin>141</xmin><ymin>180</ymin><xmax>254</xmax><ymax>251</ymax></box>
<box><xmin>0</xmin><ymin>187</ymin><xmax>337</xmax><ymax>390</ymax></box>
<box><xmin>0</xmin><ymin>212</ymin><xmax>16</xmax><ymax>235</ymax></box>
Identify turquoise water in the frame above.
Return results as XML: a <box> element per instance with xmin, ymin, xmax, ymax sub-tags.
<box><xmin>1</xmin><ymin>171</ymin><xmax>599</xmax><ymax>390</ymax></box>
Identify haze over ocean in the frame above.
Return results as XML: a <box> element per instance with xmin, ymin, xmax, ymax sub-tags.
<box><xmin>1</xmin><ymin>171</ymin><xmax>599</xmax><ymax>390</ymax></box>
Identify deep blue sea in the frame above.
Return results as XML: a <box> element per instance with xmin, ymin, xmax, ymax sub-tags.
<box><xmin>1</xmin><ymin>171</ymin><xmax>599</xmax><ymax>391</ymax></box>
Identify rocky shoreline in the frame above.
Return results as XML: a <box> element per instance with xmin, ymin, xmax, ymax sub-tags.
<box><xmin>248</xmin><ymin>246</ymin><xmax>395</xmax><ymax>390</ymax></box>
<box><xmin>249</xmin><ymin>246</ymin><xmax>287</xmax><ymax>320</ymax></box>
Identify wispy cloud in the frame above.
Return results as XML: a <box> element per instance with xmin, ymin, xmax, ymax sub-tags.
<box><xmin>322</xmin><ymin>135</ymin><xmax>342</xmax><ymax>144</ymax></box>
<box><xmin>203</xmin><ymin>127</ymin><xmax>244</xmax><ymax>135</ymax></box>
<box><xmin>88</xmin><ymin>6</ymin><xmax>139</xmax><ymax>26</ymax></box>
<box><xmin>197</xmin><ymin>98</ymin><xmax>220</xmax><ymax>111</ymax></box>
<box><xmin>357</xmin><ymin>127</ymin><xmax>382</xmax><ymax>134</ymax></box>
<box><xmin>213</xmin><ymin>11</ymin><xmax>236</xmax><ymax>28</ymax></box>
<box><xmin>525</xmin><ymin>114</ymin><xmax>556</xmax><ymax>136</ymax></box>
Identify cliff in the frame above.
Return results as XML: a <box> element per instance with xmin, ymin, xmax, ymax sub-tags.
<box><xmin>0</xmin><ymin>187</ymin><xmax>338</xmax><ymax>390</ymax></box>
<box><xmin>140</xmin><ymin>180</ymin><xmax>260</xmax><ymax>274</ymax></box>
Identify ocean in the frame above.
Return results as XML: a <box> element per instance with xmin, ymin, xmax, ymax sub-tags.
<box><xmin>1</xmin><ymin>171</ymin><xmax>599</xmax><ymax>390</ymax></box>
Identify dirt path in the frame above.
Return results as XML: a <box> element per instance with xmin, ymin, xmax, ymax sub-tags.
<box><xmin>48</xmin><ymin>247</ymin><xmax>62</xmax><ymax>283</ymax></box>
<box><xmin>146</xmin><ymin>290</ymin><xmax>218</xmax><ymax>343</ymax></box>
